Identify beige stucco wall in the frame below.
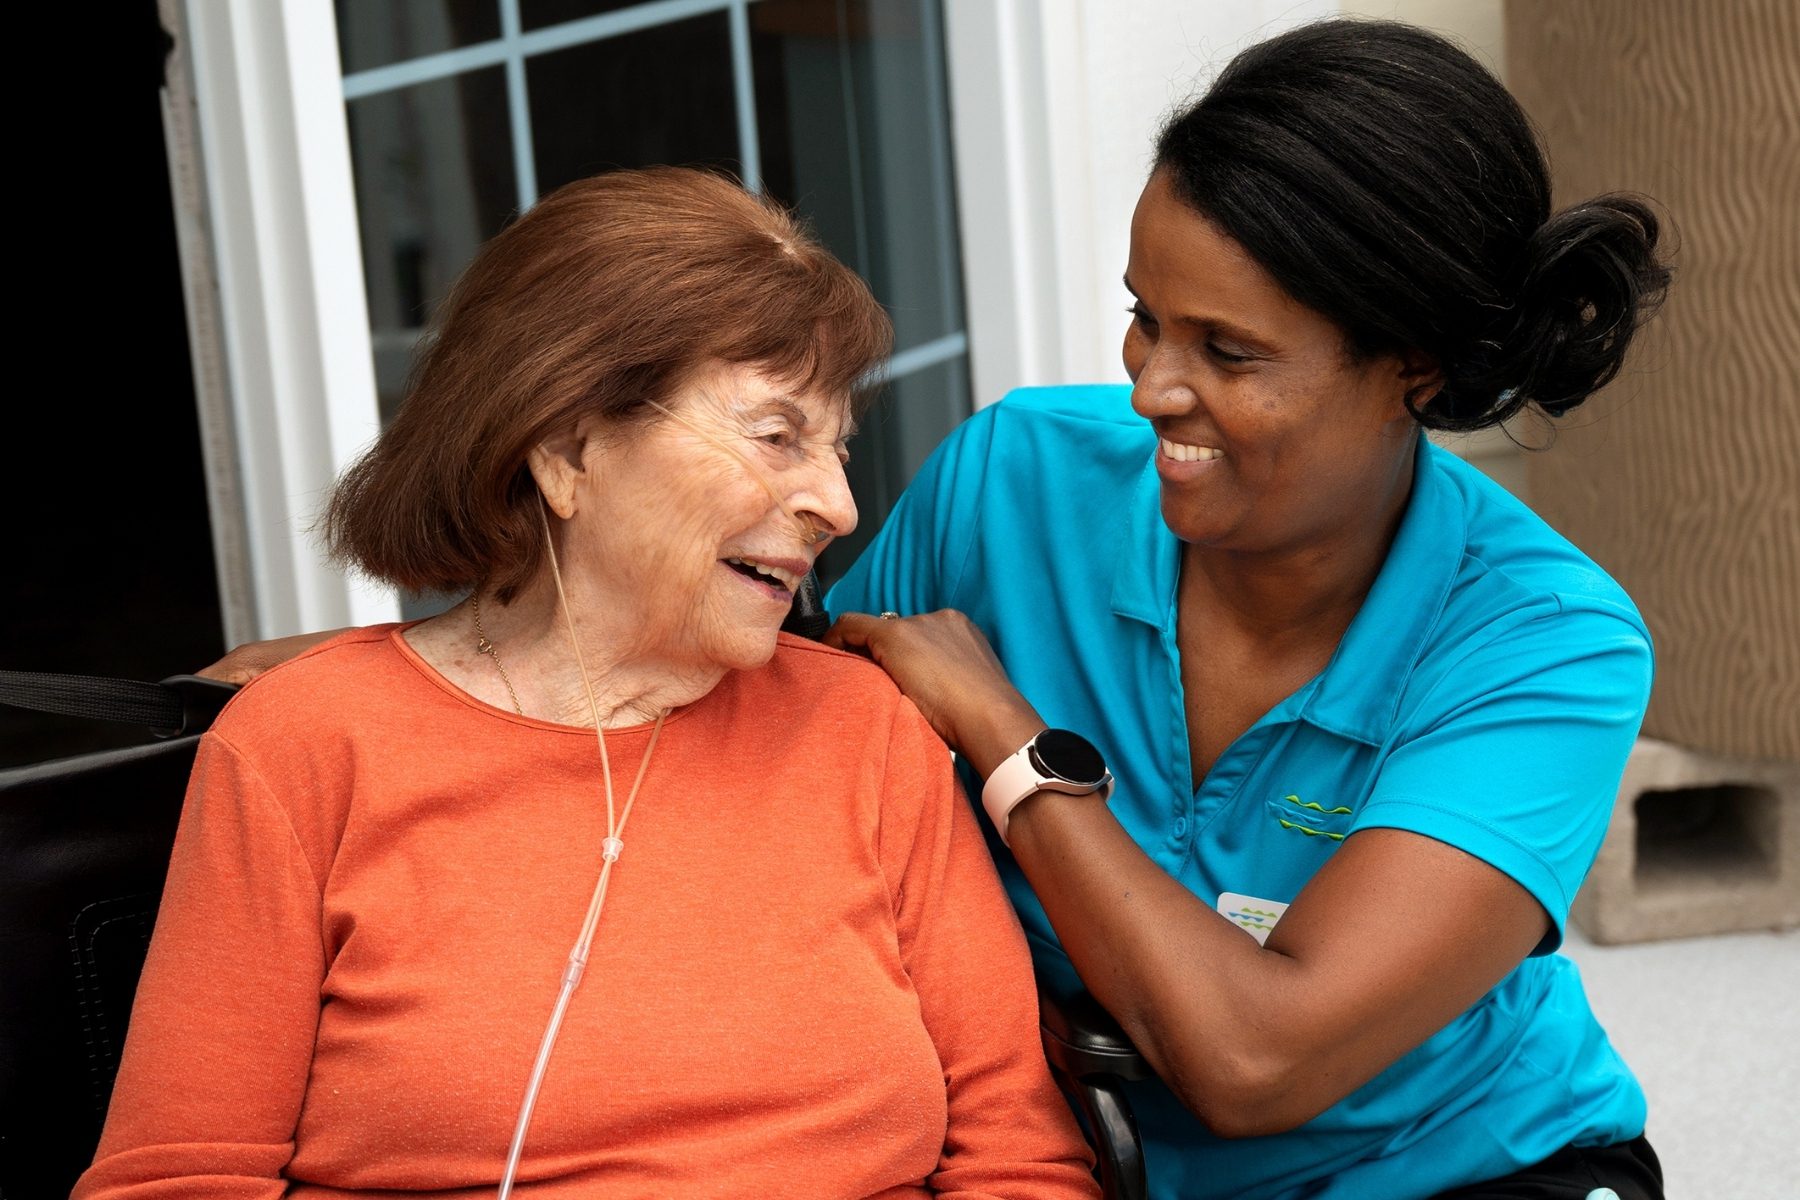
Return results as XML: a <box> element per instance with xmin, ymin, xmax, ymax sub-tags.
<box><xmin>1339</xmin><ymin>0</ymin><xmax>1505</xmax><ymax>73</ymax></box>
<box><xmin>1507</xmin><ymin>0</ymin><xmax>1800</xmax><ymax>762</ymax></box>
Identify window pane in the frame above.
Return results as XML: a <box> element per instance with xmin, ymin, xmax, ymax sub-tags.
<box><xmin>519</xmin><ymin>0</ymin><xmax>645</xmax><ymax>31</ymax></box>
<box><xmin>820</xmin><ymin>353</ymin><xmax>971</xmax><ymax>589</ymax></box>
<box><xmin>336</xmin><ymin>0</ymin><xmax>502</xmax><ymax>74</ymax></box>
<box><xmin>753</xmin><ymin>0</ymin><xmax>964</xmax><ymax>354</ymax></box>
<box><xmin>528</xmin><ymin>12</ymin><xmax>740</xmax><ymax>195</ymax></box>
<box><xmin>346</xmin><ymin>67</ymin><xmax>518</xmax><ymax>420</ymax></box>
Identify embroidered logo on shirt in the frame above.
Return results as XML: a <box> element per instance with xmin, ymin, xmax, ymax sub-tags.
<box><xmin>1217</xmin><ymin>892</ymin><xmax>1290</xmax><ymax>945</ymax></box>
<box><xmin>1269</xmin><ymin>793</ymin><xmax>1351</xmax><ymax>841</ymax></box>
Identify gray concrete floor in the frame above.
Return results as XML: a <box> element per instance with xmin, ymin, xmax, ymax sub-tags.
<box><xmin>1562</xmin><ymin>924</ymin><xmax>1799</xmax><ymax>1198</ymax></box>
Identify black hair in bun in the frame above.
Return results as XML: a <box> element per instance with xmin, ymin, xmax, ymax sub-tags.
<box><xmin>1154</xmin><ymin>18</ymin><xmax>1671</xmax><ymax>432</ymax></box>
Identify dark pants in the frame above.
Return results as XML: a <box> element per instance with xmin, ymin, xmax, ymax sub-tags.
<box><xmin>1429</xmin><ymin>1135</ymin><xmax>1664</xmax><ymax>1199</ymax></box>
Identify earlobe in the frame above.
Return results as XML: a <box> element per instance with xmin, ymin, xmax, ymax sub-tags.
<box><xmin>527</xmin><ymin>427</ymin><xmax>589</xmax><ymax>520</ymax></box>
<box><xmin>1400</xmin><ymin>380</ymin><xmax>1444</xmax><ymax>420</ymax></box>
<box><xmin>1393</xmin><ymin>350</ymin><xmax>1444</xmax><ymax>421</ymax></box>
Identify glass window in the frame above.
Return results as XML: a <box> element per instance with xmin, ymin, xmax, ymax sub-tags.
<box><xmin>519</xmin><ymin>1</ymin><xmax>647</xmax><ymax>30</ymax></box>
<box><xmin>529</xmin><ymin>13</ymin><xmax>741</xmax><ymax>192</ymax></box>
<box><xmin>337</xmin><ymin>0</ymin><xmax>970</xmax><ymax>609</ymax></box>
<box><xmin>825</xmin><ymin>352</ymin><xmax>969</xmax><ymax>587</ymax></box>
<box><xmin>345</xmin><ymin>67</ymin><xmax>517</xmax><ymax>420</ymax></box>
<box><xmin>336</xmin><ymin>1</ymin><xmax>502</xmax><ymax>74</ymax></box>
<box><xmin>754</xmin><ymin>0</ymin><xmax>964</xmax><ymax>354</ymax></box>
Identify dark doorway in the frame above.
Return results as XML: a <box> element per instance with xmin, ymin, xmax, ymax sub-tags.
<box><xmin>2</xmin><ymin>1</ymin><xmax>226</xmax><ymax>767</ymax></box>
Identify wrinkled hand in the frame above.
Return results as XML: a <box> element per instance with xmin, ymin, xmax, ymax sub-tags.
<box><xmin>825</xmin><ymin>609</ymin><xmax>1043</xmax><ymax>776</ymax></box>
<box><xmin>198</xmin><ymin>629</ymin><xmax>348</xmax><ymax>685</ymax></box>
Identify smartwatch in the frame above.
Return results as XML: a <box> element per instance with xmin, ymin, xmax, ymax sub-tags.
<box><xmin>981</xmin><ymin>729</ymin><xmax>1113</xmax><ymax>845</ymax></box>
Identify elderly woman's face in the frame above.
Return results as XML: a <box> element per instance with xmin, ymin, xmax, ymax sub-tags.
<box><xmin>554</xmin><ymin>361</ymin><xmax>857</xmax><ymax>673</ymax></box>
<box><xmin>1123</xmin><ymin>169</ymin><xmax>1425</xmax><ymax>555</ymax></box>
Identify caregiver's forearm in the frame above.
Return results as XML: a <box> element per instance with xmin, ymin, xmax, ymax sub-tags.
<box><xmin>1006</xmin><ymin>791</ymin><xmax>1325</xmax><ymax>1139</ymax></box>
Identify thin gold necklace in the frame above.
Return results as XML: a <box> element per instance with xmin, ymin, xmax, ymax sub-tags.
<box><xmin>471</xmin><ymin>592</ymin><xmax>525</xmax><ymax>716</ymax></box>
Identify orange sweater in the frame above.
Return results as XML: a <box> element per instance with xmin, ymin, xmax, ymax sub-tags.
<box><xmin>76</xmin><ymin>627</ymin><xmax>1096</xmax><ymax>1199</ymax></box>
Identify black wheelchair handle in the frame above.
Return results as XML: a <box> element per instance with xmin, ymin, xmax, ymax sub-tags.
<box><xmin>1038</xmin><ymin>982</ymin><xmax>1153</xmax><ymax>1200</ymax></box>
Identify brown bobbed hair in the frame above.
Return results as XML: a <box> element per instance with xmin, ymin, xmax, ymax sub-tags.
<box><xmin>323</xmin><ymin>166</ymin><xmax>892</xmax><ymax>601</ymax></box>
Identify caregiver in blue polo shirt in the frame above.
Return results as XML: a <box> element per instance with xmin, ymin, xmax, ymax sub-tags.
<box><xmin>829</xmin><ymin>20</ymin><xmax>1671</xmax><ymax>1200</ymax></box>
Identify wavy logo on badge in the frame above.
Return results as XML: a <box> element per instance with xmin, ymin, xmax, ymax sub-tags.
<box><xmin>1217</xmin><ymin>892</ymin><xmax>1290</xmax><ymax>945</ymax></box>
<box><xmin>1268</xmin><ymin>792</ymin><xmax>1351</xmax><ymax>841</ymax></box>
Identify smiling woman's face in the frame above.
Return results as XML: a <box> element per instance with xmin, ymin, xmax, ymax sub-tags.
<box><xmin>1123</xmin><ymin>169</ymin><xmax>1428</xmax><ymax>557</ymax></box>
<box><xmin>551</xmin><ymin>360</ymin><xmax>858</xmax><ymax>674</ymax></box>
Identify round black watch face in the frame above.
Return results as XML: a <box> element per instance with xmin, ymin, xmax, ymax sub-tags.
<box><xmin>1030</xmin><ymin>729</ymin><xmax>1108</xmax><ymax>786</ymax></box>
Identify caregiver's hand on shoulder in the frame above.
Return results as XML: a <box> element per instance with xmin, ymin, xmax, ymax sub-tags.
<box><xmin>826</xmin><ymin>609</ymin><xmax>1044</xmax><ymax>774</ymax></box>
<box><xmin>198</xmin><ymin>629</ymin><xmax>348</xmax><ymax>685</ymax></box>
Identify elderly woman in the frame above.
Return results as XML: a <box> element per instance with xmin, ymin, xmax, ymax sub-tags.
<box><xmin>829</xmin><ymin>20</ymin><xmax>1670</xmax><ymax>1200</ymax></box>
<box><xmin>75</xmin><ymin>169</ymin><xmax>1097</xmax><ymax>1199</ymax></box>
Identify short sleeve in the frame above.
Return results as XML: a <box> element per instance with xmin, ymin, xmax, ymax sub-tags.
<box><xmin>1354</xmin><ymin>609</ymin><xmax>1653</xmax><ymax>952</ymax></box>
<box><xmin>826</xmin><ymin>405</ymin><xmax>999</xmax><ymax>620</ymax></box>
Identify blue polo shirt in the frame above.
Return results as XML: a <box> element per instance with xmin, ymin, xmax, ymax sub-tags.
<box><xmin>828</xmin><ymin>385</ymin><xmax>1651</xmax><ymax>1199</ymax></box>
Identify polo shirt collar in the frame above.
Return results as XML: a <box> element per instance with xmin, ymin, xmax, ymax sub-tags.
<box><xmin>1111</xmin><ymin>452</ymin><xmax>1181</xmax><ymax>627</ymax></box>
<box><xmin>1301</xmin><ymin>438</ymin><xmax>1465</xmax><ymax>744</ymax></box>
<box><xmin>1108</xmin><ymin>438</ymin><xmax>1467</xmax><ymax>746</ymax></box>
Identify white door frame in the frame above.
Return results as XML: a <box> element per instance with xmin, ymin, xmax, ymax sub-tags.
<box><xmin>181</xmin><ymin>0</ymin><xmax>399</xmax><ymax>640</ymax></box>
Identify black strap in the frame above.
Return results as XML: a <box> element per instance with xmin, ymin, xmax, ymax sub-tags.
<box><xmin>0</xmin><ymin>672</ymin><xmax>237</xmax><ymax>737</ymax></box>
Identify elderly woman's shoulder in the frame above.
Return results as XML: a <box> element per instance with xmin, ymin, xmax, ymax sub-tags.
<box><xmin>765</xmin><ymin>634</ymin><xmax>904</xmax><ymax>695</ymax></box>
<box><xmin>748</xmin><ymin>637</ymin><xmax>949</xmax><ymax>761</ymax></box>
<box><xmin>207</xmin><ymin>624</ymin><xmax>417</xmax><ymax>745</ymax></box>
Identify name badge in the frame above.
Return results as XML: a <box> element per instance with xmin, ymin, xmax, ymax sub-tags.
<box><xmin>1217</xmin><ymin>892</ymin><xmax>1290</xmax><ymax>945</ymax></box>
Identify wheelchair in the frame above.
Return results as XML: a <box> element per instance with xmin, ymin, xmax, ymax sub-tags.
<box><xmin>1</xmin><ymin>670</ymin><xmax>1154</xmax><ymax>1199</ymax></box>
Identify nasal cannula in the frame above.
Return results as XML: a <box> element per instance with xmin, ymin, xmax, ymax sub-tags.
<box><xmin>495</xmin><ymin>394</ymin><xmax>832</xmax><ymax>1197</ymax></box>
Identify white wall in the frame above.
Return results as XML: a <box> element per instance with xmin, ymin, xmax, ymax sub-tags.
<box><xmin>1057</xmin><ymin>0</ymin><xmax>1348</xmax><ymax>388</ymax></box>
